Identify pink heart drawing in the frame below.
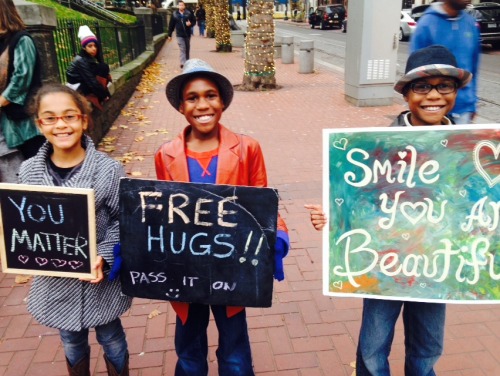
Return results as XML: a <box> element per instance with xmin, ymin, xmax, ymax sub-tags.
<box><xmin>18</xmin><ymin>255</ymin><xmax>29</xmax><ymax>264</ymax></box>
<box><xmin>51</xmin><ymin>259</ymin><xmax>67</xmax><ymax>268</ymax></box>
<box><xmin>35</xmin><ymin>257</ymin><xmax>48</xmax><ymax>266</ymax></box>
<box><xmin>68</xmin><ymin>261</ymin><xmax>83</xmax><ymax>270</ymax></box>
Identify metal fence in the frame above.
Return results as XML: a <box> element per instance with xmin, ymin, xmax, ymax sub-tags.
<box><xmin>54</xmin><ymin>18</ymin><xmax>146</xmax><ymax>83</ymax></box>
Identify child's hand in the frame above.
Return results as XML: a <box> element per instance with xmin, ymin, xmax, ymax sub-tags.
<box><xmin>304</xmin><ymin>204</ymin><xmax>327</xmax><ymax>231</ymax></box>
<box><xmin>80</xmin><ymin>256</ymin><xmax>104</xmax><ymax>284</ymax></box>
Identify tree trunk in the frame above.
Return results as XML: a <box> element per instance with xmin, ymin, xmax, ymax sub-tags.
<box><xmin>241</xmin><ymin>0</ymin><xmax>277</xmax><ymax>90</ymax></box>
<box><xmin>205</xmin><ymin>0</ymin><xmax>216</xmax><ymax>39</ymax></box>
<box><xmin>214</xmin><ymin>0</ymin><xmax>232</xmax><ymax>52</ymax></box>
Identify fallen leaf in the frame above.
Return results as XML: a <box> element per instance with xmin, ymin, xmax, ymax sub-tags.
<box><xmin>148</xmin><ymin>309</ymin><xmax>162</xmax><ymax>319</ymax></box>
<box><xmin>130</xmin><ymin>171</ymin><xmax>142</xmax><ymax>176</ymax></box>
<box><xmin>135</xmin><ymin>136</ymin><xmax>144</xmax><ymax>142</ymax></box>
<box><xmin>15</xmin><ymin>275</ymin><xmax>32</xmax><ymax>284</ymax></box>
<box><xmin>134</xmin><ymin>156</ymin><xmax>145</xmax><ymax>161</ymax></box>
<box><xmin>119</xmin><ymin>125</ymin><xmax>129</xmax><ymax>129</ymax></box>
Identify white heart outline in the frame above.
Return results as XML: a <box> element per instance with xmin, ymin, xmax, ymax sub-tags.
<box><xmin>332</xmin><ymin>281</ymin><xmax>343</xmax><ymax>290</ymax></box>
<box><xmin>400</xmin><ymin>202</ymin><xmax>427</xmax><ymax>225</ymax></box>
<box><xmin>473</xmin><ymin>141</ymin><xmax>500</xmax><ymax>188</ymax></box>
<box><xmin>335</xmin><ymin>198</ymin><xmax>344</xmax><ymax>206</ymax></box>
<box><xmin>459</xmin><ymin>190</ymin><xmax>467</xmax><ymax>197</ymax></box>
<box><xmin>440</xmin><ymin>139</ymin><xmax>448</xmax><ymax>147</ymax></box>
<box><xmin>18</xmin><ymin>255</ymin><xmax>29</xmax><ymax>264</ymax></box>
<box><xmin>333</xmin><ymin>138</ymin><xmax>348</xmax><ymax>150</ymax></box>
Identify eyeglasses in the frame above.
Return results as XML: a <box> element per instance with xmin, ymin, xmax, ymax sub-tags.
<box><xmin>37</xmin><ymin>114</ymin><xmax>84</xmax><ymax>126</ymax></box>
<box><xmin>409</xmin><ymin>81</ymin><xmax>458</xmax><ymax>95</ymax></box>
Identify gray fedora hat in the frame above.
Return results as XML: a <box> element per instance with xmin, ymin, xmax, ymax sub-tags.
<box><xmin>165</xmin><ymin>59</ymin><xmax>234</xmax><ymax>111</ymax></box>
<box><xmin>394</xmin><ymin>45</ymin><xmax>472</xmax><ymax>94</ymax></box>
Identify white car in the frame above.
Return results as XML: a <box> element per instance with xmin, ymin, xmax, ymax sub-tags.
<box><xmin>400</xmin><ymin>10</ymin><xmax>417</xmax><ymax>41</ymax></box>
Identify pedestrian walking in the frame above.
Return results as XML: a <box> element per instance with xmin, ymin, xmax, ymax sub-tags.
<box><xmin>21</xmin><ymin>84</ymin><xmax>132</xmax><ymax>376</ymax></box>
<box><xmin>195</xmin><ymin>4</ymin><xmax>206</xmax><ymax>37</ymax></box>
<box><xmin>411</xmin><ymin>0</ymin><xmax>480</xmax><ymax>124</ymax></box>
<box><xmin>155</xmin><ymin>58</ymin><xmax>290</xmax><ymax>375</ymax></box>
<box><xmin>167</xmin><ymin>0</ymin><xmax>196</xmax><ymax>68</ymax></box>
<box><xmin>0</xmin><ymin>0</ymin><xmax>45</xmax><ymax>183</ymax></box>
<box><xmin>306</xmin><ymin>45</ymin><xmax>473</xmax><ymax>376</ymax></box>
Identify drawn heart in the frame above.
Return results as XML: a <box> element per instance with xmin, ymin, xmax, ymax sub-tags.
<box><xmin>473</xmin><ymin>141</ymin><xmax>500</xmax><ymax>188</ymax></box>
<box><xmin>332</xmin><ymin>281</ymin><xmax>343</xmax><ymax>290</ymax></box>
<box><xmin>401</xmin><ymin>233</ymin><xmax>410</xmax><ymax>240</ymax></box>
<box><xmin>333</xmin><ymin>138</ymin><xmax>348</xmax><ymax>150</ymax></box>
<box><xmin>459</xmin><ymin>190</ymin><xmax>467</xmax><ymax>197</ymax></box>
<box><xmin>398</xmin><ymin>151</ymin><xmax>407</xmax><ymax>159</ymax></box>
<box><xmin>35</xmin><ymin>257</ymin><xmax>48</xmax><ymax>266</ymax></box>
<box><xmin>420</xmin><ymin>283</ymin><xmax>427</xmax><ymax>288</ymax></box>
<box><xmin>335</xmin><ymin>198</ymin><xmax>344</xmax><ymax>206</ymax></box>
<box><xmin>440</xmin><ymin>139</ymin><xmax>448</xmax><ymax>147</ymax></box>
<box><xmin>400</xmin><ymin>202</ymin><xmax>427</xmax><ymax>225</ymax></box>
<box><xmin>18</xmin><ymin>255</ymin><xmax>29</xmax><ymax>264</ymax></box>
<box><xmin>68</xmin><ymin>261</ymin><xmax>83</xmax><ymax>270</ymax></box>
<box><xmin>51</xmin><ymin>259</ymin><xmax>67</xmax><ymax>268</ymax></box>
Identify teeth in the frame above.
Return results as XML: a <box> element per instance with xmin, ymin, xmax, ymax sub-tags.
<box><xmin>423</xmin><ymin>106</ymin><xmax>442</xmax><ymax>111</ymax></box>
<box><xmin>196</xmin><ymin>115</ymin><xmax>212</xmax><ymax>122</ymax></box>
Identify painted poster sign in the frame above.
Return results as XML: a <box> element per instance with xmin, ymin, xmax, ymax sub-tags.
<box><xmin>0</xmin><ymin>183</ymin><xmax>97</xmax><ymax>279</ymax></box>
<box><xmin>323</xmin><ymin>125</ymin><xmax>500</xmax><ymax>303</ymax></box>
<box><xmin>119</xmin><ymin>178</ymin><xmax>279</xmax><ymax>307</ymax></box>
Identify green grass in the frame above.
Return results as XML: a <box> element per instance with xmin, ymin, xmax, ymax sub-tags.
<box><xmin>26</xmin><ymin>0</ymin><xmax>137</xmax><ymax>24</ymax></box>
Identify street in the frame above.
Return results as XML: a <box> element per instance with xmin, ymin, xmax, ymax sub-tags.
<box><xmin>275</xmin><ymin>21</ymin><xmax>500</xmax><ymax>124</ymax></box>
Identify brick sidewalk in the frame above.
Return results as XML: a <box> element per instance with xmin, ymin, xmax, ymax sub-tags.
<box><xmin>1</xmin><ymin>34</ymin><xmax>499</xmax><ymax>376</ymax></box>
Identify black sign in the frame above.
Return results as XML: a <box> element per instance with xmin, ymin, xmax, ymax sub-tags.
<box><xmin>119</xmin><ymin>178</ymin><xmax>279</xmax><ymax>307</ymax></box>
<box><xmin>0</xmin><ymin>184</ymin><xmax>97</xmax><ymax>278</ymax></box>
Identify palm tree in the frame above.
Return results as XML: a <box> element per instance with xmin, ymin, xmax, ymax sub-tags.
<box><xmin>240</xmin><ymin>0</ymin><xmax>276</xmax><ymax>90</ymax></box>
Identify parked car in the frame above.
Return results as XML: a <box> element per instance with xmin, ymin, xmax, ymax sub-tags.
<box><xmin>400</xmin><ymin>10</ymin><xmax>417</xmax><ymax>41</ymax></box>
<box><xmin>410</xmin><ymin>4</ymin><xmax>430</xmax><ymax>23</ymax></box>
<box><xmin>343</xmin><ymin>10</ymin><xmax>416</xmax><ymax>41</ymax></box>
<box><xmin>309</xmin><ymin>5</ymin><xmax>346</xmax><ymax>30</ymax></box>
<box><xmin>465</xmin><ymin>2</ymin><xmax>500</xmax><ymax>47</ymax></box>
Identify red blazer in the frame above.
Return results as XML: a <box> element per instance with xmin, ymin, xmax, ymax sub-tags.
<box><xmin>155</xmin><ymin>124</ymin><xmax>288</xmax><ymax>324</ymax></box>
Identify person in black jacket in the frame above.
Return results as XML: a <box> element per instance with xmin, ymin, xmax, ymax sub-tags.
<box><xmin>66</xmin><ymin>26</ymin><xmax>111</xmax><ymax>111</ymax></box>
<box><xmin>195</xmin><ymin>4</ymin><xmax>206</xmax><ymax>37</ymax></box>
<box><xmin>168</xmin><ymin>1</ymin><xmax>196</xmax><ymax>68</ymax></box>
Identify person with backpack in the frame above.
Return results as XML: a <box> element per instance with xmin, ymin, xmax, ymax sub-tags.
<box><xmin>167</xmin><ymin>0</ymin><xmax>196</xmax><ymax>69</ymax></box>
<box><xmin>0</xmin><ymin>0</ymin><xmax>45</xmax><ymax>183</ymax></box>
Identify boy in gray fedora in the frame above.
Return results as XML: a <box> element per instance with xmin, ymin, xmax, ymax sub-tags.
<box><xmin>307</xmin><ymin>45</ymin><xmax>473</xmax><ymax>375</ymax></box>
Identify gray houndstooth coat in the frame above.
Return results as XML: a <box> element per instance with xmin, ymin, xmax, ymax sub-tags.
<box><xmin>19</xmin><ymin>136</ymin><xmax>132</xmax><ymax>331</ymax></box>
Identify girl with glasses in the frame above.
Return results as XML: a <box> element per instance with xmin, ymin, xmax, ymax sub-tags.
<box><xmin>19</xmin><ymin>84</ymin><xmax>132</xmax><ymax>376</ymax></box>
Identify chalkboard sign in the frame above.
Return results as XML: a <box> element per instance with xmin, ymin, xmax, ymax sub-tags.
<box><xmin>119</xmin><ymin>178</ymin><xmax>279</xmax><ymax>307</ymax></box>
<box><xmin>0</xmin><ymin>183</ymin><xmax>97</xmax><ymax>279</ymax></box>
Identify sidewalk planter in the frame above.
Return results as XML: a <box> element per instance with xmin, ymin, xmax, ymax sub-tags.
<box><xmin>231</xmin><ymin>30</ymin><xmax>246</xmax><ymax>48</ymax></box>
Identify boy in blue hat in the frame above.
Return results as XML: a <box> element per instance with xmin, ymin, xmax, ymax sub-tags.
<box><xmin>306</xmin><ymin>45</ymin><xmax>473</xmax><ymax>375</ymax></box>
<box><xmin>155</xmin><ymin>59</ymin><xmax>290</xmax><ymax>375</ymax></box>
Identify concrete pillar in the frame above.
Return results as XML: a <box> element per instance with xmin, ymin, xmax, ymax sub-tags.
<box><xmin>14</xmin><ymin>0</ymin><xmax>59</xmax><ymax>83</ymax></box>
<box><xmin>157</xmin><ymin>8</ymin><xmax>170</xmax><ymax>33</ymax></box>
<box><xmin>281</xmin><ymin>36</ymin><xmax>294</xmax><ymax>64</ymax></box>
<box><xmin>134</xmin><ymin>7</ymin><xmax>154</xmax><ymax>51</ymax></box>
<box><xmin>274</xmin><ymin>35</ymin><xmax>282</xmax><ymax>59</ymax></box>
<box><xmin>299</xmin><ymin>40</ymin><xmax>314</xmax><ymax>73</ymax></box>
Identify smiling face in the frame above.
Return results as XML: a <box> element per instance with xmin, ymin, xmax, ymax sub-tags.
<box><xmin>36</xmin><ymin>92</ymin><xmax>88</xmax><ymax>156</ymax></box>
<box><xmin>179</xmin><ymin>77</ymin><xmax>224</xmax><ymax>142</ymax></box>
<box><xmin>403</xmin><ymin>76</ymin><xmax>458</xmax><ymax>126</ymax></box>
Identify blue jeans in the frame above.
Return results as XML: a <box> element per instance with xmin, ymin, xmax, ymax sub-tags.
<box><xmin>449</xmin><ymin>111</ymin><xmax>474</xmax><ymax>124</ymax></box>
<box><xmin>198</xmin><ymin>21</ymin><xmax>206</xmax><ymax>36</ymax></box>
<box><xmin>174</xmin><ymin>304</ymin><xmax>254</xmax><ymax>376</ymax></box>
<box><xmin>60</xmin><ymin>318</ymin><xmax>128</xmax><ymax>373</ymax></box>
<box><xmin>356</xmin><ymin>299</ymin><xmax>445</xmax><ymax>376</ymax></box>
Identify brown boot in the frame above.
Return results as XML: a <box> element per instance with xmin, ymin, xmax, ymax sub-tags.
<box><xmin>104</xmin><ymin>352</ymin><xmax>129</xmax><ymax>376</ymax></box>
<box><xmin>65</xmin><ymin>355</ymin><xmax>90</xmax><ymax>376</ymax></box>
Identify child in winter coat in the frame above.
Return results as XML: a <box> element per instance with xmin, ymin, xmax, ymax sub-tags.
<box><xmin>155</xmin><ymin>58</ymin><xmax>290</xmax><ymax>375</ymax></box>
<box><xmin>66</xmin><ymin>25</ymin><xmax>111</xmax><ymax>111</ymax></box>
<box><xmin>20</xmin><ymin>84</ymin><xmax>131</xmax><ymax>376</ymax></box>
